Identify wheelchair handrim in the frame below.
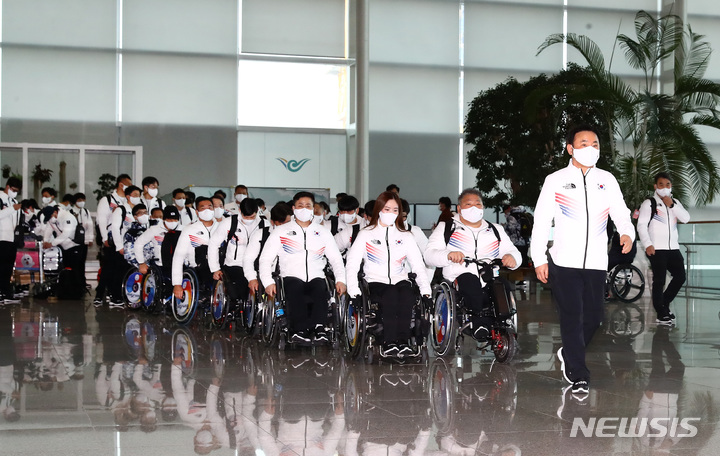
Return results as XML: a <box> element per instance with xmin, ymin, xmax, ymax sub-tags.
<box><xmin>124</xmin><ymin>271</ymin><xmax>143</xmax><ymax>307</ymax></box>
<box><xmin>142</xmin><ymin>273</ymin><xmax>156</xmax><ymax>309</ymax></box>
<box><xmin>175</xmin><ymin>278</ymin><xmax>194</xmax><ymax>316</ymax></box>
<box><xmin>212</xmin><ymin>281</ymin><xmax>225</xmax><ymax>320</ymax></box>
<box><xmin>434</xmin><ymin>293</ymin><xmax>449</xmax><ymax>344</ymax></box>
<box><xmin>346</xmin><ymin>301</ymin><xmax>359</xmax><ymax>347</ymax></box>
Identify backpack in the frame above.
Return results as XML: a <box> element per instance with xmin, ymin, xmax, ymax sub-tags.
<box><xmin>253</xmin><ymin>225</ymin><xmax>273</xmax><ymax>271</ymax></box>
<box><xmin>514</xmin><ymin>211</ymin><xmax>533</xmax><ymax>240</ymax></box>
<box><xmin>72</xmin><ymin>223</ymin><xmax>86</xmax><ymax>245</ymax></box>
<box><xmin>330</xmin><ymin>216</ymin><xmax>339</xmax><ymax>236</ymax></box>
<box><xmin>219</xmin><ymin>215</ymin><xmax>240</xmax><ymax>266</ymax></box>
<box><xmin>348</xmin><ymin>224</ymin><xmax>361</xmax><ymax>247</ymax></box>
<box><xmin>161</xmin><ymin>230</ymin><xmax>181</xmax><ymax>269</ymax></box>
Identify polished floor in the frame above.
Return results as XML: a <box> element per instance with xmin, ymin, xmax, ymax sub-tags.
<box><xmin>1</xmin><ymin>284</ymin><xmax>719</xmax><ymax>456</ymax></box>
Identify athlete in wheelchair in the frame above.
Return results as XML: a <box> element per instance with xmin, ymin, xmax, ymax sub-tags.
<box><xmin>258</xmin><ymin>192</ymin><xmax>346</xmax><ymax>348</ymax></box>
<box><xmin>424</xmin><ymin>189</ymin><xmax>522</xmax><ymax>362</ymax></box>
<box><xmin>171</xmin><ymin>197</ymin><xmax>220</xmax><ymax>324</ymax></box>
<box><xmin>133</xmin><ymin>206</ymin><xmax>182</xmax><ymax>314</ymax></box>
<box><xmin>207</xmin><ymin>198</ymin><xmax>269</xmax><ymax>330</ymax></box>
<box><xmin>344</xmin><ymin>191</ymin><xmax>432</xmax><ymax>361</ymax></box>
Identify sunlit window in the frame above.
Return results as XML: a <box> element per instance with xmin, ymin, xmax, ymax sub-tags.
<box><xmin>238</xmin><ymin>60</ymin><xmax>348</xmax><ymax>129</ymax></box>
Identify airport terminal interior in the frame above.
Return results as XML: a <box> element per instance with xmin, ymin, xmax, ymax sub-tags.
<box><xmin>2</xmin><ymin>0</ymin><xmax>720</xmax><ymax>455</ymax></box>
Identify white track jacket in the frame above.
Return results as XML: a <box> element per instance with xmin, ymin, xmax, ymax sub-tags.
<box><xmin>636</xmin><ymin>192</ymin><xmax>690</xmax><ymax>251</ymax></box>
<box><xmin>346</xmin><ymin>224</ymin><xmax>431</xmax><ymax>298</ymax></box>
<box><xmin>530</xmin><ymin>161</ymin><xmax>635</xmax><ymax>271</ymax></box>
<box><xmin>425</xmin><ymin>216</ymin><xmax>521</xmax><ymax>283</ymax></box>
<box><xmin>259</xmin><ymin>220</ymin><xmax>345</xmax><ymax>288</ymax></box>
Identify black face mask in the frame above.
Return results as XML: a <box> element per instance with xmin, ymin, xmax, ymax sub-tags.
<box><xmin>149</xmin><ymin>219</ymin><xmax>160</xmax><ymax>227</ymax></box>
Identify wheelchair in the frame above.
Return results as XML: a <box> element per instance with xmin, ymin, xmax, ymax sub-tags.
<box><xmin>260</xmin><ymin>270</ymin><xmax>342</xmax><ymax>350</ymax></box>
<box><xmin>606</xmin><ymin>263</ymin><xmax>645</xmax><ymax>303</ymax></box>
<box><xmin>121</xmin><ymin>267</ymin><xmax>144</xmax><ymax>310</ymax></box>
<box><xmin>139</xmin><ymin>261</ymin><xmax>173</xmax><ymax>314</ymax></box>
<box><xmin>209</xmin><ymin>267</ymin><xmax>254</xmax><ymax>331</ymax></box>
<box><xmin>343</xmin><ymin>273</ymin><xmax>430</xmax><ymax>364</ymax></box>
<box><xmin>430</xmin><ymin>258</ymin><xmax>518</xmax><ymax>363</ymax></box>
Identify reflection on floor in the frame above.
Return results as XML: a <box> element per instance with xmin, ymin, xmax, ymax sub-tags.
<box><xmin>1</xmin><ymin>288</ymin><xmax>719</xmax><ymax>456</ymax></box>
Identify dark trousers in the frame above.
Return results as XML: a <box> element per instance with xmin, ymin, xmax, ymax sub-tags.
<box><xmin>283</xmin><ymin>277</ymin><xmax>329</xmax><ymax>333</ymax></box>
<box><xmin>647</xmin><ymin>249</ymin><xmax>686</xmax><ymax>317</ymax></box>
<box><xmin>548</xmin><ymin>259</ymin><xmax>605</xmax><ymax>381</ymax></box>
<box><xmin>107</xmin><ymin>249</ymin><xmax>131</xmax><ymax>301</ymax></box>
<box><xmin>96</xmin><ymin>244</ymin><xmax>115</xmax><ymax>298</ymax></box>
<box><xmin>78</xmin><ymin>244</ymin><xmax>88</xmax><ymax>282</ymax></box>
<box><xmin>455</xmin><ymin>273</ymin><xmax>493</xmax><ymax>328</ymax></box>
<box><xmin>223</xmin><ymin>266</ymin><xmax>248</xmax><ymax>302</ymax></box>
<box><xmin>368</xmin><ymin>280</ymin><xmax>415</xmax><ymax>344</ymax></box>
<box><xmin>0</xmin><ymin>241</ymin><xmax>17</xmax><ymax>298</ymax></box>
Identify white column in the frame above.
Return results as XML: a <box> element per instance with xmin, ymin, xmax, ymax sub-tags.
<box><xmin>355</xmin><ymin>0</ymin><xmax>369</xmax><ymax>202</ymax></box>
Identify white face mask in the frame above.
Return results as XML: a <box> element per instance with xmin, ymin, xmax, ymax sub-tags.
<box><xmin>49</xmin><ymin>216</ymin><xmax>57</xmax><ymax>224</ymax></box>
<box><xmin>213</xmin><ymin>207</ymin><xmax>225</xmax><ymax>219</ymax></box>
<box><xmin>7</xmin><ymin>189</ymin><xmax>17</xmax><ymax>199</ymax></box>
<box><xmin>136</xmin><ymin>214</ymin><xmax>149</xmax><ymax>225</ymax></box>
<box><xmin>165</xmin><ymin>221</ymin><xmax>179</xmax><ymax>230</ymax></box>
<box><xmin>313</xmin><ymin>215</ymin><xmax>324</xmax><ymax>224</ymax></box>
<box><xmin>121</xmin><ymin>184</ymin><xmax>128</xmax><ymax>192</ymax></box>
<box><xmin>461</xmin><ymin>206</ymin><xmax>484</xmax><ymax>224</ymax></box>
<box><xmin>76</xmin><ymin>201</ymin><xmax>86</xmax><ymax>208</ymax></box>
<box><xmin>174</xmin><ymin>198</ymin><xmax>185</xmax><ymax>207</ymax></box>
<box><xmin>241</xmin><ymin>215</ymin><xmax>256</xmax><ymax>226</ymax></box>
<box><xmin>293</xmin><ymin>208</ymin><xmax>313</xmax><ymax>223</ymax></box>
<box><xmin>340</xmin><ymin>213</ymin><xmax>356</xmax><ymax>224</ymax></box>
<box><xmin>571</xmin><ymin>146</ymin><xmax>600</xmax><ymax>167</ymax></box>
<box><xmin>235</xmin><ymin>193</ymin><xmax>247</xmax><ymax>203</ymax></box>
<box><xmin>379</xmin><ymin>212</ymin><xmax>398</xmax><ymax>226</ymax></box>
<box><xmin>129</xmin><ymin>196</ymin><xmax>141</xmax><ymax>205</ymax></box>
<box><xmin>323</xmin><ymin>213</ymin><xmax>331</xmax><ymax>221</ymax></box>
<box><xmin>42</xmin><ymin>196</ymin><xmax>52</xmax><ymax>205</ymax></box>
<box><xmin>656</xmin><ymin>188</ymin><xmax>672</xmax><ymax>198</ymax></box>
<box><xmin>147</xmin><ymin>188</ymin><xmax>159</xmax><ymax>198</ymax></box>
<box><xmin>198</xmin><ymin>209</ymin><xmax>214</xmax><ymax>221</ymax></box>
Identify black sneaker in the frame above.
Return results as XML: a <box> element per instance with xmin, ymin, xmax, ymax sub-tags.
<box><xmin>557</xmin><ymin>348</ymin><xmax>572</xmax><ymax>384</ymax></box>
<box><xmin>381</xmin><ymin>343</ymin><xmax>399</xmax><ymax>357</ymax></box>
<box><xmin>668</xmin><ymin>311</ymin><xmax>676</xmax><ymax>320</ymax></box>
<box><xmin>93</xmin><ymin>297</ymin><xmax>104</xmax><ymax>307</ymax></box>
<box><xmin>109</xmin><ymin>300</ymin><xmax>124</xmax><ymax>309</ymax></box>
<box><xmin>313</xmin><ymin>325</ymin><xmax>329</xmax><ymax>343</ymax></box>
<box><xmin>473</xmin><ymin>325</ymin><xmax>490</xmax><ymax>341</ymax></box>
<box><xmin>571</xmin><ymin>379</ymin><xmax>589</xmax><ymax>395</ymax></box>
<box><xmin>656</xmin><ymin>315</ymin><xmax>674</xmax><ymax>325</ymax></box>
<box><xmin>290</xmin><ymin>331</ymin><xmax>311</xmax><ymax>344</ymax></box>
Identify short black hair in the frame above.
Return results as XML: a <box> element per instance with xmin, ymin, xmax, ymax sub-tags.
<box><xmin>338</xmin><ymin>195</ymin><xmax>360</xmax><ymax>212</ymax></box>
<box><xmin>194</xmin><ymin>196</ymin><xmax>211</xmax><ymax>209</ymax></box>
<box><xmin>335</xmin><ymin>192</ymin><xmax>348</xmax><ymax>202</ymax></box>
<box><xmin>386</xmin><ymin>184</ymin><xmax>400</xmax><ymax>192</ymax></box>
<box><xmin>255</xmin><ymin>198</ymin><xmax>265</xmax><ymax>207</ymax></box>
<box><xmin>240</xmin><ymin>198</ymin><xmax>259</xmax><ymax>216</ymax></box>
<box><xmin>185</xmin><ymin>191</ymin><xmax>196</xmax><ymax>205</ymax></box>
<box><xmin>131</xmin><ymin>204</ymin><xmax>147</xmax><ymax>216</ymax></box>
<box><xmin>654</xmin><ymin>172</ymin><xmax>672</xmax><ymax>184</ymax></box>
<box><xmin>172</xmin><ymin>188</ymin><xmax>186</xmax><ymax>198</ymax></box>
<box><xmin>6</xmin><ymin>177</ymin><xmax>22</xmax><ymax>190</ymax></box>
<box><xmin>74</xmin><ymin>192</ymin><xmax>87</xmax><ymax>201</ymax></box>
<box><xmin>141</xmin><ymin>176</ymin><xmax>159</xmax><ymax>188</ymax></box>
<box><xmin>151</xmin><ymin>207</ymin><xmax>163</xmax><ymax>217</ymax></box>
<box><xmin>364</xmin><ymin>199</ymin><xmax>376</xmax><ymax>216</ymax></box>
<box><xmin>21</xmin><ymin>199</ymin><xmax>39</xmax><ymax>210</ymax></box>
<box><xmin>319</xmin><ymin>201</ymin><xmax>331</xmax><ymax>213</ymax></box>
<box><xmin>214</xmin><ymin>190</ymin><xmax>227</xmax><ymax>200</ymax></box>
<box><xmin>439</xmin><ymin>196</ymin><xmax>452</xmax><ymax>208</ymax></box>
<box><xmin>125</xmin><ymin>185</ymin><xmax>141</xmax><ymax>196</ymax></box>
<box><xmin>211</xmin><ymin>195</ymin><xmax>224</xmax><ymax>206</ymax></box>
<box><xmin>116</xmin><ymin>174</ymin><xmax>132</xmax><ymax>186</ymax></box>
<box><xmin>293</xmin><ymin>191</ymin><xmax>315</xmax><ymax>205</ymax></box>
<box><xmin>270</xmin><ymin>202</ymin><xmax>293</xmax><ymax>223</ymax></box>
<box><xmin>42</xmin><ymin>187</ymin><xmax>57</xmax><ymax>197</ymax></box>
<box><xmin>234</xmin><ymin>184</ymin><xmax>247</xmax><ymax>192</ymax></box>
<box><xmin>61</xmin><ymin>193</ymin><xmax>74</xmax><ymax>204</ymax></box>
<box><xmin>566</xmin><ymin>123</ymin><xmax>600</xmax><ymax>145</ymax></box>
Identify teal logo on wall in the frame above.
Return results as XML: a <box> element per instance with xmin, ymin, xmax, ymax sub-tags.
<box><xmin>276</xmin><ymin>158</ymin><xmax>311</xmax><ymax>172</ymax></box>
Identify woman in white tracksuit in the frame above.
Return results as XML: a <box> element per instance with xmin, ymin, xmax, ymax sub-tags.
<box><xmin>345</xmin><ymin>191</ymin><xmax>431</xmax><ymax>358</ymax></box>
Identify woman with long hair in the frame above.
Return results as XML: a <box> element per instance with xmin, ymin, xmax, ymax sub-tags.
<box><xmin>345</xmin><ymin>191</ymin><xmax>431</xmax><ymax>357</ymax></box>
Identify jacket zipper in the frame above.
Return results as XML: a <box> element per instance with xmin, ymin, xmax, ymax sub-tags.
<box><xmin>385</xmin><ymin>228</ymin><xmax>392</xmax><ymax>284</ymax></box>
<box><xmin>582</xmin><ymin>170</ymin><xmax>590</xmax><ymax>269</ymax></box>
<box><xmin>302</xmin><ymin>226</ymin><xmax>309</xmax><ymax>282</ymax></box>
<box><xmin>665</xmin><ymin>200</ymin><xmax>671</xmax><ymax>247</ymax></box>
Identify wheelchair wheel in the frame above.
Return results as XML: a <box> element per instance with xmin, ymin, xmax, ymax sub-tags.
<box><xmin>210</xmin><ymin>278</ymin><xmax>230</xmax><ymax>329</ymax></box>
<box><xmin>429</xmin><ymin>358</ymin><xmax>456</xmax><ymax>435</ymax></box>
<box><xmin>261</xmin><ymin>294</ymin><xmax>280</xmax><ymax>347</ymax></box>
<box><xmin>492</xmin><ymin>329</ymin><xmax>517</xmax><ymax>364</ymax></box>
<box><xmin>610</xmin><ymin>264</ymin><xmax>645</xmax><ymax>303</ymax></box>
<box><xmin>172</xmin><ymin>268</ymin><xmax>200</xmax><ymax>325</ymax></box>
<box><xmin>608</xmin><ymin>303</ymin><xmax>645</xmax><ymax>338</ymax></box>
<box><xmin>344</xmin><ymin>295</ymin><xmax>367</xmax><ymax>361</ymax></box>
<box><xmin>430</xmin><ymin>282</ymin><xmax>457</xmax><ymax>357</ymax></box>
<box><xmin>243</xmin><ymin>289</ymin><xmax>260</xmax><ymax>335</ymax></box>
<box><xmin>122</xmin><ymin>268</ymin><xmax>144</xmax><ymax>310</ymax></box>
<box><xmin>141</xmin><ymin>267</ymin><xmax>161</xmax><ymax>313</ymax></box>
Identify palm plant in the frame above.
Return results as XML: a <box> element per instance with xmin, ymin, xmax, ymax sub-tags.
<box><xmin>537</xmin><ymin>10</ymin><xmax>720</xmax><ymax>209</ymax></box>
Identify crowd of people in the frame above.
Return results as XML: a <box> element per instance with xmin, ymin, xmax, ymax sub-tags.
<box><xmin>0</xmin><ymin>123</ymin><xmax>691</xmax><ymax>398</ymax></box>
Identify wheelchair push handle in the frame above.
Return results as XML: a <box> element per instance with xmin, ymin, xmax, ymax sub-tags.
<box><xmin>463</xmin><ymin>257</ymin><xmax>504</xmax><ymax>279</ymax></box>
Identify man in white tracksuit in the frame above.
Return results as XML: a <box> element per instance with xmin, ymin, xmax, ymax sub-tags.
<box><xmin>531</xmin><ymin>124</ymin><xmax>635</xmax><ymax>397</ymax></box>
<box><xmin>259</xmin><ymin>192</ymin><xmax>346</xmax><ymax>345</ymax></box>
<box><xmin>637</xmin><ymin>172</ymin><xmax>690</xmax><ymax>325</ymax></box>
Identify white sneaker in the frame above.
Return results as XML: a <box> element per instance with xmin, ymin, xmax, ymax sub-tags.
<box><xmin>557</xmin><ymin>347</ymin><xmax>572</xmax><ymax>384</ymax></box>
